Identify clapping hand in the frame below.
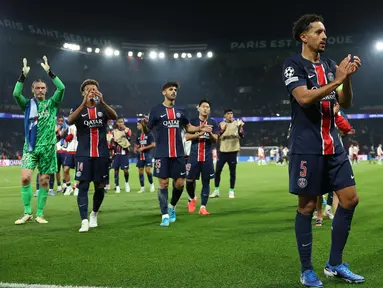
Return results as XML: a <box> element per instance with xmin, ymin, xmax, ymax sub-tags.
<box><xmin>22</xmin><ymin>58</ymin><xmax>30</xmax><ymax>77</ymax></box>
<box><xmin>40</xmin><ymin>56</ymin><xmax>50</xmax><ymax>73</ymax></box>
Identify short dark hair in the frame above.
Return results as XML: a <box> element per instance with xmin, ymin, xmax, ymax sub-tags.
<box><xmin>199</xmin><ymin>99</ymin><xmax>211</xmax><ymax>107</ymax></box>
<box><xmin>80</xmin><ymin>79</ymin><xmax>99</xmax><ymax>92</ymax></box>
<box><xmin>293</xmin><ymin>14</ymin><xmax>324</xmax><ymax>42</ymax></box>
<box><xmin>224</xmin><ymin>108</ymin><xmax>233</xmax><ymax>114</ymax></box>
<box><xmin>162</xmin><ymin>82</ymin><xmax>179</xmax><ymax>91</ymax></box>
<box><xmin>117</xmin><ymin>116</ymin><xmax>124</xmax><ymax>121</ymax></box>
<box><xmin>57</xmin><ymin>115</ymin><xmax>65</xmax><ymax>120</ymax></box>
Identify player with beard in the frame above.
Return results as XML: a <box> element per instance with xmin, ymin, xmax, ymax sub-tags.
<box><xmin>14</xmin><ymin>56</ymin><xmax>65</xmax><ymax>224</ymax></box>
<box><xmin>282</xmin><ymin>14</ymin><xmax>363</xmax><ymax>286</ymax></box>
<box><xmin>144</xmin><ymin>82</ymin><xmax>212</xmax><ymax>226</ymax></box>
<box><xmin>185</xmin><ymin>100</ymin><xmax>219</xmax><ymax>215</ymax></box>
<box><xmin>68</xmin><ymin>79</ymin><xmax>117</xmax><ymax>232</ymax></box>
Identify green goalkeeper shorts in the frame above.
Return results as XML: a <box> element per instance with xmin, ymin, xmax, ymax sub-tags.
<box><xmin>21</xmin><ymin>144</ymin><xmax>57</xmax><ymax>175</ymax></box>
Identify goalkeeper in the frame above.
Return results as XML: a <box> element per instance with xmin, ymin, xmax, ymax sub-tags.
<box><xmin>14</xmin><ymin>56</ymin><xmax>65</xmax><ymax>225</ymax></box>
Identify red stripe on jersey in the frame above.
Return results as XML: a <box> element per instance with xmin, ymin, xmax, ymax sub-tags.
<box><xmin>198</xmin><ymin>120</ymin><xmax>206</xmax><ymax>162</ymax></box>
<box><xmin>315</xmin><ymin>64</ymin><xmax>334</xmax><ymax>155</ymax></box>
<box><xmin>140</xmin><ymin>133</ymin><xmax>145</xmax><ymax>160</ymax></box>
<box><xmin>88</xmin><ymin>107</ymin><xmax>99</xmax><ymax>157</ymax></box>
<box><xmin>166</xmin><ymin>108</ymin><xmax>177</xmax><ymax>158</ymax></box>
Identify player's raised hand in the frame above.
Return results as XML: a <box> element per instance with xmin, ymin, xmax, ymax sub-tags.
<box><xmin>22</xmin><ymin>58</ymin><xmax>30</xmax><ymax>77</ymax></box>
<box><xmin>94</xmin><ymin>90</ymin><xmax>104</xmax><ymax>104</ymax></box>
<box><xmin>82</xmin><ymin>89</ymin><xmax>95</xmax><ymax>106</ymax></box>
<box><xmin>335</xmin><ymin>54</ymin><xmax>353</xmax><ymax>83</ymax></box>
<box><xmin>220</xmin><ymin>122</ymin><xmax>227</xmax><ymax>131</ymax></box>
<box><xmin>40</xmin><ymin>56</ymin><xmax>50</xmax><ymax>73</ymax></box>
<box><xmin>349</xmin><ymin>56</ymin><xmax>361</xmax><ymax>74</ymax></box>
<box><xmin>200</xmin><ymin>124</ymin><xmax>213</xmax><ymax>133</ymax></box>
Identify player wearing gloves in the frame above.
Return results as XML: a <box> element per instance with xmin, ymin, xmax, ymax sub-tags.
<box><xmin>13</xmin><ymin>56</ymin><xmax>65</xmax><ymax>225</ymax></box>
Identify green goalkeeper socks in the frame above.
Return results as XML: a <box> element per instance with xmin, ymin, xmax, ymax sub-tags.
<box><xmin>36</xmin><ymin>188</ymin><xmax>48</xmax><ymax>217</ymax></box>
<box><xmin>21</xmin><ymin>184</ymin><xmax>33</xmax><ymax>214</ymax></box>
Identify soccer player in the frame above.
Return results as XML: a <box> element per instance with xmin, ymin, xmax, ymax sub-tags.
<box><xmin>257</xmin><ymin>146</ymin><xmax>266</xmax><ymax>166</ymax></box>
<box><xmin>55</xmin><ymin>115</ymin><xmax>67</xmax><ymax>193</ymax></box>
<box><xmin>14</xmin><ymin>56</ymin><xmax>65</xmax><ymax>224</ymax></box>
<box><xmin>62</xmin><ymin>123</ymin><xmax>79</xmax><ymax>196</ymax></box>
<box><xmin>134</xmin><ymin>119</ymin><xmax>156</xmax><ymax>193</ymax></box>
<box><xmin>377</xmin><ymin>144</ymin><xmax>382</xmax><ymax>165</ymax></box>
<box><xmin>105</xmin><ymin>120</ymin><xmax>114</xmax><ymax>190</ymax></box>
<box><xmin>283</xmin><ymin>14</ymin><xmax>364</xmax><ymax>286</ymax></box>
<box><xmin>185</xmin><ymin>100</ymin><xmax>219</xmax><ymax>215</ymax></box>
<box><xmin>210</xmin><ymin>109</ymin><xmax>244</xmax><ymax>199</ymax></box>
<box><xmin>145</xmin><ymin>82</ymin><xmax>212</xmax><ymax>226</ymax></box>
<box><xmin>111</xmin><ymin>117</ymin><xmax>132</xmax><ymax>193</ymax></box>
<box><xmin>68</xmin><ymin>79</ymin><xmax>117</xmax><ymax>232</ymax></box>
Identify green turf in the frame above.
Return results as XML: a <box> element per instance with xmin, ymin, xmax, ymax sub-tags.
<box><xmin>0</xmin><ymin>163</ymin><xmax>381</xmax><ymax>288</ymax></box>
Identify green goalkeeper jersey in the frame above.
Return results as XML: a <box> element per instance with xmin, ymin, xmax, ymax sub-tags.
<box><xmin>13</xmin><ymin>77</ymin><xmax>65</xmax><ymax>147</ymax></box>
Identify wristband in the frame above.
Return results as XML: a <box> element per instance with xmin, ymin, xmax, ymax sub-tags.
<box><xmin>18</xmin><ymin>72</ymin><xmax>26</xmax><ymax>83</ymax></box>
<box><xmin>48</xmin><ymin>70</ymin><xmax>56</xmax><ymax>78</ymax></box>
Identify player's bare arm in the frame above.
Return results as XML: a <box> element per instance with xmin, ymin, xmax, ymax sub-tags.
<box><xmin>292</xmin><ymin>55</ymin><xmax>354</xmax><ymax>106</ymax></box>
<box><xmin>95</xmin><ymin>90</ymin><xmax>117</xmax><ymax>120</ymax></box>
<box><xmin>185</xmin><ymin>131</ymin><xmax>205</xmax><ymax>141</ymax></box>
<box><xmin>186</xmin><ymin>123</ymin><xmax>212</xmax><ymax>134</ymax></box>
<box><xmin>337</xmin><ymin>56</ymin><xmax>361</xmax><ymax>109</ymax></box>
<box><xmin>208</xmin><ymin>132</ymin><xmax>218</xmax><ymax>143</ymax></box>
<box><xmin>67</xmin><ymin>90</ymin><xmax>93</xmax><ymax>125</ymax></box>
<box><xmin>12</xmin><ymin>58</ymin><xmax>31</xmax><ymax>111</ymax></box>
<box><xmin>138</xmin><ymin>142</ymin><xmax>156</xmax><ymax>153</ymax></box>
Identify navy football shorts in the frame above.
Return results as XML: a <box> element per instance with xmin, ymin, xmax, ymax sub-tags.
<box><xmin>63</xmin><ymin>153</ymin><xmax>76</xmax><ymax>169</ymax></box>
<box><xmin>75</xmin><ymin>156</ymin><xmax>109</xmax><ymax>183</ymax></box>
<box><xmin>136</xmin><ymin>157</ymin><xmax>153</xmax><ymax>168</ymax></box>
<box><xmin>186</xmin><ymin>158</ymin><xmax>215</xmax><ymax>180</ymax></box>
<box><xmin>289</xmin><ymin>151</ymin><xmax>355</xmax><ymax>196</ymax></box>
<box><xmin>57</xmin><ymin>152</ymin><xmax>67</xmax><ymax>171</ymax></box>
<box><xmin>112</xmin><ymin>154</ymin><xmax>130</xmax><ymax>170</ymax></box>
<box><xmin>154</xmin><ymin>157</ymin><xmax>186</xmax><ymax>179</ymax></box>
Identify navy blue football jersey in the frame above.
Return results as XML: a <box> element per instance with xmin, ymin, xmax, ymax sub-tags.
<box><xmin>148</xmin><ymin>104</ymin><xmax>189</xmax><ymax>158</ymax></box>
<box><xmin>136</xmin><ymin>131</ymin><xmax>155</xmax><ymax>160</ymax></box>
<box><xmin>70</xmin><ymin>105</ymin><xmax>109</xmax><ymax>158</ymax></box>
<box><xmin>282</xmin><ymin>54</ymin><xmax>343</xmax><ymax>155</ymax></box>
<box><xmin>189</xmin><ymin>117</ymin><xmax>219</xmax><ymax>162</ymax></box>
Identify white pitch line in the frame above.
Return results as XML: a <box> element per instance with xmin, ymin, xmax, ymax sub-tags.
<box><xmin>0</xmin><ymin>283</ymin><xmax>117</xmax><ymax>288</ymax></box>
<box><xmin>0</xmin><ymin>186</ymin><xmax>21</xmax><ymax>189</ymax></box>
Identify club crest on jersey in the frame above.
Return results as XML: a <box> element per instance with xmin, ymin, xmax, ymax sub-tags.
<box><xmin>284</xmin><ymin>66</ymin><xmax>295</xmax><ymax>78</ymax></box>
<box><xmin>176</xmin><ymin>112</ymin><xmax>181</xmax><ymax>118</ymax></box>
<box><xmin>297</xmin><ymin>177</ymin><xmax>308</xmax><ymax>188</ymax></box>
<box><xmin>97</xmin><ymin>111</ymin><xmax>103</xmax><ymax>117</ymax></box>
<box><xmin>327</xmin><ymin>72</ymin><xmax>334</xmax><ymax>82</ymax></box>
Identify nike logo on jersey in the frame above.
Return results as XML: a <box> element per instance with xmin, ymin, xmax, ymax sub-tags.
<box><xmin>180</xmin><ymin>172</ymin><xmax>186</xmax><ymax>175</ymax></box>
<box><xmin>210</xmin><ymin>174</ymin><xmax>215</xmax><ymax>177</ymax></box>
<box><xmin>308</xmin><ymin>74</ymin><xmax>315</xmax><ymax>78</ymax></box>
<box><xmin>160</xmin><ymin>114</ymin><xmax>167</xmax><ymax>118</ymax></box>
<box><xmin>81</xmin><ymin>113</ymin><xmax>88</xmax><ymax>117</ymax></box>
<box><xmin>351</xmin><ymin>175</ymin><xmax>355</xmax><ymax>179</ymax></box>
<box><xmin>302</xmin><ymin>242</ymin><xmax>312</xmax><ymax>247</ymax></box>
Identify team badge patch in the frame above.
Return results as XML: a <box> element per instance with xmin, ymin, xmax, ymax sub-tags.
<box><xmin>176</xmin><ymin>112</ymin><xmax>181</xmax><ymax>118</ymax></box>
<box><xmin>297</xmin><ymin>177</ymin><xmax>308</xmax><ymax>188</ymax></box>
<box><xmin>97</xmin><ymin>112</ymin><xmax>103</xmax><ymax>117</ymax></box>
<box><xmin>284</xmin><ymin>66</ymin><xmax>295</xmax><ymax>78</ymax></box>
<box><xmin>327</xmin><ymin>72</ymin><xmax>334</xmax><ymax>82</ymax></box>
